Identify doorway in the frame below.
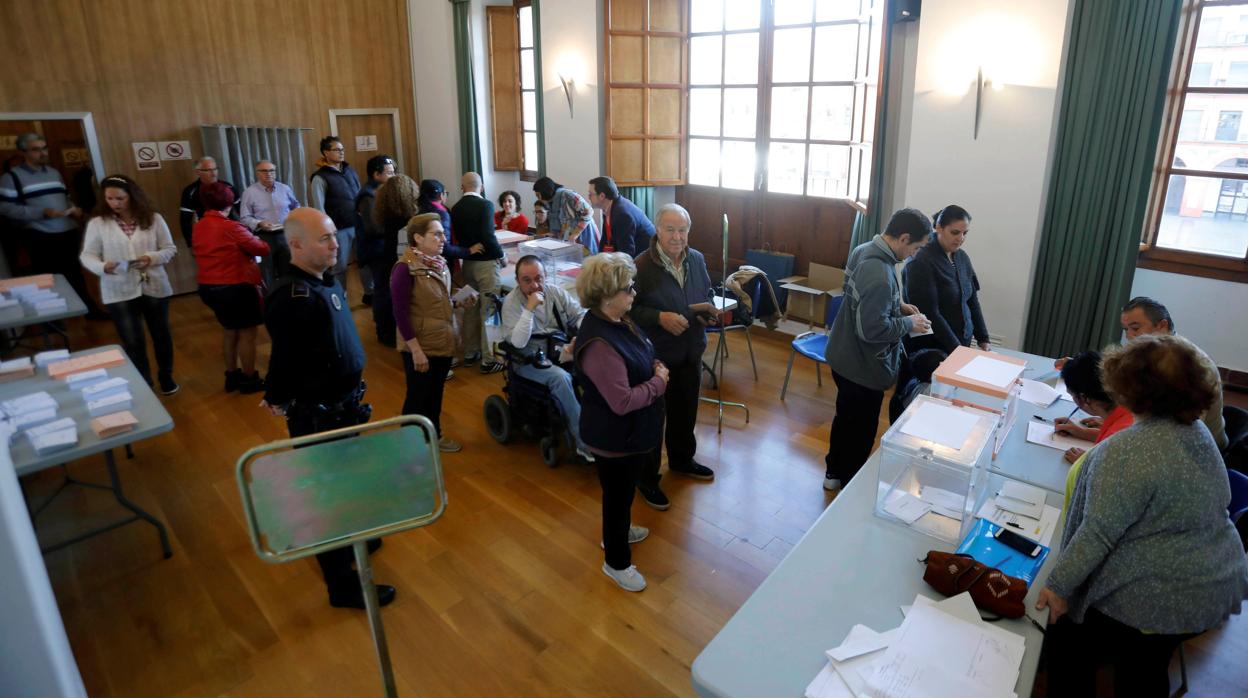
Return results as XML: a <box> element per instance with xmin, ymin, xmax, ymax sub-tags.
<box><xmin>328</xmin><ymin>108</ymin><xmax>406</xmax><ymax>178</ymax></box>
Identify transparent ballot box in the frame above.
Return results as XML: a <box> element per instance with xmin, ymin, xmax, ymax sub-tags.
<box><xmin>518</xmin><ymin>238</ymin><xmax>583</xmax><ymax>280</ymax></box>
<box><xmin>875</xmin><ymin>395</ymin><xmax>997</xmax><ymax>543</ymax></box>
<box><xmin>930</xmin><ymin>346</ymin><xmax>1027</xmax><ymax>411</ymax></box>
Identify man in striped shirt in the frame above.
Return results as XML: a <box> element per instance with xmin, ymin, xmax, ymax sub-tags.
<box><xmin>0</xmin><ymin>132</ymin><xmax>103</xmax><ymax>317</ymax></box>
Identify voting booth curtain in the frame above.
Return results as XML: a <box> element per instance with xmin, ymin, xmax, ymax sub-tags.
<box><xmin>621</xmin><ymin>186</ymin><xmax>655</xmax><ymax>220</ymax></box>
<box><xmin>451</xmin><ymin>0</ymin><xmax>483</xmax><ymax>175</ymax></box>
<box><xmin>199</xmin><ymin>125</ymin><xmax>309</xmax><ymax>204</ymax></box>
<box><xmin>1023</xmin><ymin>0</ymin><xmax>1182</xmax><ymax>357</ymax></box>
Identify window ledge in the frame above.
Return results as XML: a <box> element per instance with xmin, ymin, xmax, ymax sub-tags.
<box><xmin>1137</xmin><ymin>246</ymin><xmax>1248</xmax><ymax>284</ymax></box>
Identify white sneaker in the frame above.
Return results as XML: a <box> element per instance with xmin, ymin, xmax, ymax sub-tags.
<box><xmin>600</xmin><ymin>524</ymin><xmax>649</xmax><ymax>549</ymax></box>
<box><xmin>576</xmin><ymin>448</ymin><xmax>596</xmax><ymax>463</ymax></box>
<box><xmin>823</xmin><ymin>477</ymin><xmax>843</xmax><ymax>492</ymax></box>
<box><xmin>602</xmin><ymin>562</ymin><xmax>647</xmax><ymax>592</ymax></box>
<box><xmin>438</xmin><ymin>437</ymin><xmax>463</xmax><ymax>453</ymax></box>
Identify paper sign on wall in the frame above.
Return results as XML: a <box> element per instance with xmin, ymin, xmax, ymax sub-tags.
<box><xmin>159</xmin><ymin>141</ymin><xmax>192</xmax><ymax>161</ymax></box>
<box><xmin>132</xmin><ymin>142</ymin><xmax>160</xmax><ymax>170</ymax></box>
<box><xmin>355</xmin><ymin>135</ymin><xmax>378</xmax><ymax>152</ymax></box>
<box><xmin>0</xmin><ymin>135</ymin><xmax>17</xmax><ymax>150</ymax></box>
<box><xmin>62</xmin><ymin>148</ymin><xmax>90</xmax><ymax>166</ymax></box>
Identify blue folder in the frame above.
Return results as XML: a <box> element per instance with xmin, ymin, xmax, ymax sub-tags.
<box><xmin>955</xmin><ymin>518</ymin><xmax>1049</xmax><ymax>585</ymax></box>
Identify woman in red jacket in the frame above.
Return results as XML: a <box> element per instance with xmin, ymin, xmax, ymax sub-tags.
<box><xmin>193</xmin><ymin>181</ymin><xmax>270</xmax><ymax>393</ymax></box>
<box><xmin>493</xmin><ymin>190</ymin><xmax>530</xmax><ymax>233</ymax></box>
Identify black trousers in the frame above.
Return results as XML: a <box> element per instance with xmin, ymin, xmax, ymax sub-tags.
<box><xmin>598</xmin><ymin>453</ymin><xmax>644</xmax><ymax>570</ymax></box>
<box><xmin>108</xmin><ymin>295</ymin><xmax>173</xmax><ymax>386</ymax></box>
<box><xmin>24</xmin><ymin>228</ymin><xmax>103</xmax><ymax>314</ymax></box>
<box><xmin>402</xmin><ymin>352</ymin><xmax>452</xmax><ymax>436</ymax></box>
<box><xmin>1043</xmin><ymin>607</ymin><xmax>1194</xmax><ymax>697</ymax></box>
<box><xmin>640</xmin><ymin>358</ymin><xmax>701</xmax><ymax>488</ymax></box>
<box><xmin>824</xmin><ymin>369</ymin><xmax>885</xmax><ymax>483</ymax></box>
<box><xmin>369</xmin><ymin>255</ymin><xmax>397</xmax><ymax>344</ymax></box>
<box><xmin>256</xmin><ymin>230</ymin><xmax>290</xmax><ymax>290</ymax></box>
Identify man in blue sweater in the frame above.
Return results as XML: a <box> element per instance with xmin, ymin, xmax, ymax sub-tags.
<box><xmin>587</xmin><ymin>175</ymin><xmax>654</xmax><ymax>257</ymax></box>
<box><xmin>823</xmin><ymin>208</ymin><xmax>932</xmax><ymax>492</ymax></box>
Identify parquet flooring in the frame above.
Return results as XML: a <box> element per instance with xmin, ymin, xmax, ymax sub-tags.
<box><xmin>18</xmin><ymin>277</ymin><xmax>1247</xmax><ymax>697</ymax></box>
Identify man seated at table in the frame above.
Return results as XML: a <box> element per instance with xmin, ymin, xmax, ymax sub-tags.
<box><xmin>501</xmin><ymin>255</ymin><xmax>592</xmax><ymax>460</ymax></box>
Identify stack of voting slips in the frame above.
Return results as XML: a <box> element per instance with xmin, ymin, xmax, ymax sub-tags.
<box><xmin>806</xmin><ymin>592</ymin><xmax>1027</xmax><ymax>698</ymax></box>
<box><xmin>66</xmin><ymin>368</ymin><xmax>110</xmax><ymax>391</ymax></box>
<box><xmin>2</xmin><ymin>391</ymin><xmax>60</xmax><ymax>435</ymax></box>
<box><xmin>24</xmin><ymin>417</ymin><xmax>78</xmax><ymax>456</ymax></box>
<box><xmin>34</xmin><ymin>349</ymin><xmax>71</xmax><ymax>370</ymax></box>
<box><xmin>82</xmin><ymin>377</ymin><xmax>132</xmax><ymax>418</ymax></box>
<box><xmin>12</xmin><ymin>287</ymin><xmax>66</xmax><ymax>315</ymax></box>
<box><xmin>0</xmin><ymin>356</ymin><xmax>35</xmax><ymax>382</ymax></box>
<box><xmin>48</xmin><ymin>349</ymin><xmax>126</xmax><ymax>380</ymax></box>
<box><xmin>0</xmin><ymin>297</ymin><xmax>22</xmax><ymax>323</ymax></box>
<box><xmin>91</xmin><ymin>410</ymin><xmax>138</xmax><ymax>438</ymax></box>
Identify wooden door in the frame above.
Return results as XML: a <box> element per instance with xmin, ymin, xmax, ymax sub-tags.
<box><xmin>333</xmin><ymin>113</ymin><xmax>401</xmax><ymax>179</ymax></box>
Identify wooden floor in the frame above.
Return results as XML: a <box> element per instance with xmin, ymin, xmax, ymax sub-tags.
<box><xmin>21</xmin><ymin>282</ymin><xmax>1248</xmax><ymax>697</ymax></box>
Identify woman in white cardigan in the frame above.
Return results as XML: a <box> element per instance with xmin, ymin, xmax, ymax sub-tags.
<box><xmin>80</xmin><ymin>175</ymin><xmax>180</xmax><ymax>394</ymax></box>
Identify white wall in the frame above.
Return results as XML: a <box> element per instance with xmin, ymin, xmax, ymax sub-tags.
<box><xmin>537</xmin><ymin>0</ymin><xmax>604</xmax><ymax>197</ymax></box>
<box><xmin>1131</xmin><ymin>268</ymin><xmax>1248</xmax><ymax>371</ymax></box>
<box><xmin>892</xmin><ymin>0</ymin><xmax>1071</xmax><ymax>349</ymax></box>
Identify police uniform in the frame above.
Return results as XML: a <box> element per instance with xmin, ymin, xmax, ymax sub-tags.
<box><xmin>263</xmin><ymin>265</ymin><xmax>373</xmax><ymax>602</ymax></box>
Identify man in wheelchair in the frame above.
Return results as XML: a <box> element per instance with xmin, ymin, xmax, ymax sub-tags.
<box><xmin>499</xmin><ymin>255</ymin><xmax>592</xmax><ymax>460</ymax></box>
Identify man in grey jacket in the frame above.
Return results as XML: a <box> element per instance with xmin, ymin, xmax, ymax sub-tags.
<box><xmin>823</xmin><ymin>208</ymin><xmax>933</xmax><ymax>491</ymax></box>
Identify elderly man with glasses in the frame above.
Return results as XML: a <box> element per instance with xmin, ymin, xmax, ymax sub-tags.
<box><xmin>240</xmin><ymin>160</ymin><xmax>301</xmax><ymax>286</ymax></box>
<box><xmin>179</xmin><ymin>155</ymin><xmax>239</xmax><ymax>248</ymax></box>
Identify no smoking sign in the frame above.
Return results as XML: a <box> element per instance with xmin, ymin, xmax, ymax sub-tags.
<box><xmin>159</xmin><ymin>140</ymin><xmax>192</xmax><ymax>161</ymax></box>
<box><xmin>132</xmin><ymin>142</ymin><xmax>161</xmax><ymax>170</ymax></box>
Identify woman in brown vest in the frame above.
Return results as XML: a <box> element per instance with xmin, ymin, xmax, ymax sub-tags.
<box><xmin>390</xmin><ymin>213</ymin><xmax>475</xmax><ymax>452</ymax></box>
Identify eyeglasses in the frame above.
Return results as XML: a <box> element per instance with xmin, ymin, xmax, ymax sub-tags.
<box><xmin>197</xmin><ymin>167</ymin><xmax>218</xmax><ymax>172</ymax></box>
<box><xmin>257</xmin><ymin>169</ymin><xmax>277</xmax><ymax>173</ymax></box>
<box><xmin>326</xmin><ymin>147</ymin><xmax>345</xmax><ymax>153</ymax></box>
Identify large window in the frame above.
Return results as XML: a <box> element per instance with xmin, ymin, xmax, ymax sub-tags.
<box><xmin>686</xmin><ymin>0</ymin><xmax>883</xmax><ymax>202</ymax></box>
<box><xmin>518</xmin><ymin>3</ymin><xmax>540</xmax><ymax>176</ymax></box>
<box><xmin>486</xmin><ymin>1</ymin><xmax>542</xmax><ymax>177</ymax></box>
<box><xmin>1144</xmin><ymin>0</ymin><xmax>1248</xmax><ymax>281</ymax></box>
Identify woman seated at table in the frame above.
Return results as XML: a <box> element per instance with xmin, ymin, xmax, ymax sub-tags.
<box><xmin>574</xmin><ymin>252</ymin><xmax>668</xmax><ymax>593</ymax></box>
<box><xmin>1054</xmin><ymin>351</ymin><xmax>1133</xmax><ymax>464</ymax></box>
<box><xmin>532</xmin><ymin>199</ymin><xmax>551</xmax><ymax>237</ymax></box>
<box><xmin>902</xmin><ymin>205</ymin><xmax>991</xmax><ymax>353</ymax></box>
<box><xmin>1036</xmin><ymin>334</ymin><xmax>1248</xmax><ymax>697</ymax></box>
<box><xmin>494</xmin><ymin>190</ymin><xmax>530</xmax><ymax>234</ymax></box>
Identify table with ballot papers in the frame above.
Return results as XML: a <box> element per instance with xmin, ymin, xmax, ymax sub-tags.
<box><xmin>692</xmin><ymin>347</ymin><xmax>1086</xmax><ymax>698</ymax></box>
<box><xmin>0</xmin><ymin>344</ymin><xmax>173</xmax><ymax>557</ymax></box>
<box><xmin>0</xmin><ymin>274</ymin><xmax>89</xmax><ymax>357</ymax></box>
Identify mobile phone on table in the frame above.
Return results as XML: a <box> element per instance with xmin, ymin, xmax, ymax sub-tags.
<box><xmin>994</xmin><ymin>526</ymin><xmax>1042</xmax><ymax>558</ymax></box>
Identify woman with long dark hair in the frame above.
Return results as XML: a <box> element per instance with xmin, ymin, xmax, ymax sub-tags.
<box><xmin>80</xmin><ymin>174</ymin><xmax>179</xmax><ymax>393</ymax></box>
<box><xmin>901</xmin><ymin>205</ymin><xmax>990</xmax><ymax>353</ymax></box>
<box><xmin>494</xmin><ymin>190</ymin><xmax>530</xmax><ymax>233</ymax></box>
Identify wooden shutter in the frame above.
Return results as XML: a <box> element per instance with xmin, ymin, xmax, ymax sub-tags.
<box><xmin>487</xmin><ymin>5</ymin><xmax>523</xmax><ymax>171</ymax></box>
<box><xmin>605</xmin><ymin>0</ymin><xmax>687</xmax><ymax>186</ymax></box>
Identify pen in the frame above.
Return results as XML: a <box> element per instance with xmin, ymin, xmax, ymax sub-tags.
<box><xmin>1032</xmin><ymin>415</ymin><xmax>1051</xmax><ymax>424</ymax></box>
<box><xmin>1067</xmin><ymin>405</ymin><xmax>1078</xmax><ymax>418</ymax></box>
<box><xmin>1006</xmin><ymin>521</ymin><xmax>1023</xmax><ymax>529</ymax></box>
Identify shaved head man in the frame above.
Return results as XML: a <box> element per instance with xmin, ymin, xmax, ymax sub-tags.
<box><xmin>284</xmin><ymin>208</ymin><xmax>339</xmax><ymax>276</ymax></box>
<box><xmin>179</xmin><ymin>156</ymin><xmax>239</xmax><ymax>246</ymax></box>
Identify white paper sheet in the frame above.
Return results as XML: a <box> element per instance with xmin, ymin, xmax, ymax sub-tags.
<box><xmin>864</xmin><ymin>650</ymin><xmax>1011</xmax><ymax>698</ymax></box>
<box><xmin>898</xmin><ymin>401</ymin><xmax>982</xmax><ymax>450</ymax></box>
<box><xmin>995</xmin><ymin>481</ymin><xmax>1046</xmax><ymax>519</ymax></box>
<box><xmin>451</xmin><ymin>285</ymin><xmax>479</xmax><ymax>304</ymax></box>
<box><xmin>805</xmin><ymin>661</ymin><xmax>856</xmax><ymax>698</ymax></box>
<box><xmin>882</xmin><ymin>490</ymin><xmax>932</xmax><ymax>524</ymax></box>
<box><xmin>829</xmin><ymin>625</ymin><xmax>893</xmax><ymax>696</ymax></box>
<box><xmin>977</xmin><ymin>499</ymin><xmax>1061</xmax><ymax>547</ymax></box>
<box><xmin>908</xmin><ymin>315</ymin><xmax>933</xmax><ymax>337</ymax></box>
<box><xmin>827</xmin><ymin>625</ymin><xmax>902</xmax><ymax>662</ymax></box>
<box><xmin>526</xmin><ymin>237</ymin><xmax>575</xmax><ymax>250</ymax></box>
<box><xmin>956</xmin><ymin>355</ymin><xmax>1024</xmax><ymax>389</ymax></box>
<box><xmin>1054</xmin><ymin>379</ymin><xmax>1075</xmax><ymax>401</ymax></box>
<box><xmin>918</xmin><ymin>485</ymin><xmax>965</xmax><ymax>521</ymax></box>
<box><xmin>1018</xmin><ymin>379</ymin><xmax>1060</xmax><ymax>407</ymax></box>
<box><xmin>1026</xmin><ymin>421</ymin><xmax>1093</xmax><ymax>451</ymax></box>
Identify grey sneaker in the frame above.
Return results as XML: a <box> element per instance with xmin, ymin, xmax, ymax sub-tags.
<box><xmin>600</xmin><ymin>524</ymin><xmax>649</xmax><ymax>549</ymax></box>
<box><xmin>823</xmin><ymin>477</ymin><xmax>843</xmax><ymax>492</ymax></box>
<box><xmin>602</xmin><ymin>563</ymin><xmax>647</xmax><ymax>592</ymax></box>
<box><xmin>438</xmin><ymin>437</ymin><xmax>463</xmax><ymax>453</ymax></box>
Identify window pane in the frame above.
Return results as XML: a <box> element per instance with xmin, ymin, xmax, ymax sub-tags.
<box><xmin>767</xmin><ymin>142</ymin><xmax>806</xmax><ymax>194</ymax></box>
<box><xmin>723</xmin><ymin>87</ymin><xmax>758</xmax><ymax>137</ymax></box>
<box><xmin>690</xmin><ymin>88</ymin><xmax>722</xmax><ymax>137</ymax></box>
<box><xmin>1189</xmin><ymin>62</ymin><xmax>1213</xmax><ymax>86</ymax></box>
<box><xmin>518</xmin><ymin>6</ymin><xmax>533</xmax><ymax>48</ymax></box>
<box><xmin>770</xmin><ymin>86</ymin><xmax>810</xmax><ymax>139</ymax></box>
<box><xmin>859</xmin><ymin>146</ymin><xmax>872</xmax><ymax>201</ymax></box>
<box><xmin>813</xmin><ymin>24</ymin><xmax>858</xmax><ymax>82</ymax></box>
<box><xmin>858</xmin><ymin>20</ymin><xmax>875</xmax><ymax>79</ymax></box>
<box><xmin>524</xmin><ymin>131</ymin><xmax>539</xmax><ymax>172</ymax></box>
<box><xmin>847</xmin><ymin>147</ymin><xmax>861</xmax><ymax>200</ymax></box>
<box><xmin>691</xmin><ymin>36</ymin><xmax>724</xmax><ymax>84</ymax></box>
<box><xmin>521</xmin><ymin>49</ymin><xmax>534</xmax><ymax>88</ymax></box>
<box><xmin>523</xmin><ymin>91</ymin><xmax>537</xmax><ymax>129</ymax></box>
<box><xmin>816</xmin><ymin>0</ymin><xmax>860</xmax><ymax>21</ymax></box>
<box><xmin>724</xmin><ymin>0</ymin><xmax>761</xmax><ymax>30</ymax></box>
<box><xmin>724</xmin><ymin>32</ymin><xmax>759</xmax><ymax>84</ymax></box>
<box><xmin>691</xmin><ymin>0</ymin><xmax>724</xmax><ymax>32</ymax></box>
<box><xmin>862</xmin><ymin>82</ymin><xmax>878</xmax><ymax>143</ymax></box>
<box><xmin>773</xmin><ymin>28</ymin><xmax>812</xmax><ymax>82</ymax></box>
<box><xmin>1156</xmin><ymin>174</ymin><xmax>1248</xmax><ymax>258</ymax></box>
<box><xmin>810</xmin><ymin>86</ymin><xmax>854</xmax><ymax>141</ymax></box>
<box><xmin>807</xmin><ymin>144</ymin><xmax>850</xmax><ymax>198</ymax></box>
<box><xmin>1178</xmin><ymin>109</ymin><xmax>1202</xmax><ymax>141</ymax></box>
<box><xmin>689</xmin><ymin>138</ymin><xmax>722</xmax><ymax>186</ymax></box>
<box><xmin>721</xmin><ymin>140</ymin><xmax>756</xmax><ymax>190</ymax></box>
<box><xmin>1230</xmin><ymin>61</ymin><xmax>1248</xmax><ymax>86</ymax></box>
<box><xmin>774</xmin><ymin>0</ymin><xmax>814</xmax><ymax>26</ymax></box>
<box><xmin>1217</xmin><ymin>110</ymin><xmax>1242</xmax><ymax>141</ymax></box>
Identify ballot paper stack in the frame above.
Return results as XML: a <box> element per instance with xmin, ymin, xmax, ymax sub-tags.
<box><xmin>0</xmin><ymin>391</ymin><xmax>79</xmax><ymax>455</ymax></box>
<box><xmin>0</xmin><ymin>356</ymin><xmax>36</xmax><ymax>382</ymax></box>
<box><xmin>34</xmin><ymin>349</ymin><xmax>70</xmax><ymax>371</ymax></box>
<box><xmin>0</xmin><ymin>296</ymin><xmax>22</xmax><ymax>323</ymax></box>
<box><xmin>806</xmin><ymin>592</ymin><xmax>1027</xmax><ymax>698</ymax></box>
<box><xmin>9</xmin><ymin>284</ymin><xmax>67</xmax><ymax>315</ymax></box>
<box><xmin>81</xmin><ymin>377</ymin><xmax>132</xmax><ymax>418</ymax></box>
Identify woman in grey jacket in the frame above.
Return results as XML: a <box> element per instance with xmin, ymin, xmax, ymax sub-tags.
<box><xmin>1037</xmin><ymin>334</ymin><xmax>1248</xmax><ymax>696</ymax></box>
<box><xmin>822</xmin><ymin>208</ymin><xmax>932</xmax><ymax>491</ymax></box>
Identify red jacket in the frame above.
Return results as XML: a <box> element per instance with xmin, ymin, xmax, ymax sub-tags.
<box><xmin>193</xmin><ymin>211</ymin><xmax>269</xmax><ymax>286</ymax></box>
<box><xmin>493</xmin><ymin>210</ymin><xmax>530</xmax><ymax>234</ymax></box>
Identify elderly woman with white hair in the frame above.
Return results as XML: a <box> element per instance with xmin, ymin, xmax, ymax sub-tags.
<box><xmin>575</xmin><ymin>252</ymin><xmax>669</xmax><ymax>592</ymax></box>
<box><xmin>628</xmin><ymin>203</ymin><xmax>721</xmax><ymax>511</ymax></box>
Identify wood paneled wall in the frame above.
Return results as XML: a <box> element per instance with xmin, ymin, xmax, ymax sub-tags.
<box><xmin>0</xmin><ymin>0</ymin><xmax>419</xmax><ymax>288</ymax></box>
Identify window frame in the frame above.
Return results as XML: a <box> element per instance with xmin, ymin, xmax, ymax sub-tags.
<box><xmin>1141</xmin><ymin>0</ymin><xmax>1248</xmax><ymax>283</ymax></box>
<box><xmin>517</xmin><ymin>0</ymin><xmax>542</xmax><ymax>181</ymax></box>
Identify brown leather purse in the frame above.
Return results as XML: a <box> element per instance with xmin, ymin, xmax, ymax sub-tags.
<box><xmin>921</xmin><ymin>551</ymin><xmax>1027</xmax><ymax>619</ymax></box>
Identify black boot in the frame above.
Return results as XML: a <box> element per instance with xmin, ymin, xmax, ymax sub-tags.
<box><xmin>224</xmin><ymin>369</ymin><xmax>242</xmax><ymax>392</ymax></box>
<box><xmin>236</xmin><ymin>371</ymin><xmax>265</xmax><ymax>394</ymax></box>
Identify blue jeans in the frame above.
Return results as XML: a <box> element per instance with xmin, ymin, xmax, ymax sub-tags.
<box><xmin>513</xmin><ymin>361</ymin><xmax>586</xmax><ymax>452</ymax></box>
<box><xmin>333</xmin><ymin>226</ymin><xmax>355</xmax><ymax>282</ymax></box>
<box><xmin>107</xmin><ymin>294</ymin><xmax>173</xmax><ymax>385</ymax></box>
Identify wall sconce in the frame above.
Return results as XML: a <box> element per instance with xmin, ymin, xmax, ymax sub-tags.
<box><xmin>556</xmin><ymin>53</ymin><xmax>584</xmax><ymax>118</ymax></box>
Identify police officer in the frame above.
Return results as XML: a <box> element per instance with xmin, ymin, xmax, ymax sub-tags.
<box><xmin>260</xmin><ymin>207</ymin><xmax>396</xmax><ymax>609</ymax></box>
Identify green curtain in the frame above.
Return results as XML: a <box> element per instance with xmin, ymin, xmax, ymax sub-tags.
<box><xmin>451</xmin><ymin>0</ymin><xmax>482</xmax><ymax>174</ymax></box>
<box><xmin>1023</xmin><ymin>0</ymin><xmax>1181</xmax><ymax>357</ymax></box>
<box><xmin>849</xmin><ymin>8</ymin><xmax>897</xmax><ymax>249</ymax></box>
<box><xmin>620</xmin><ymin>186</ymin><xmax>655</xmax><ymax>220</ymax></box>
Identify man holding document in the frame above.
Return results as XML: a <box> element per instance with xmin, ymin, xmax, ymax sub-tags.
<box><xmin>822</xmin><ymin>208</ymin><xmax>932</xmax><ymax>492</ymax></box>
